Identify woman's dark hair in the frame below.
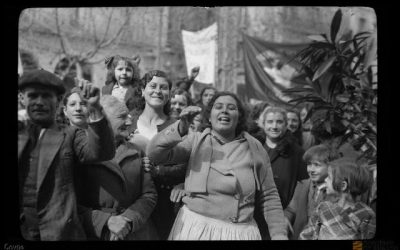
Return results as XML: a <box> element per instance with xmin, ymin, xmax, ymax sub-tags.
<box><xmin>202</xmin><ymin>91</ymin><xmax>248</xmax><ymax>136</ymax></box>
<box><xmin>286</xmin><ymin>108</ymin><xmax>303</xmax><ymax>146</ymax></box>
<box><xmin>132</xmin><ymin>70</ymin><xmax>172</xmax><ymax>116</ymax></box>
<box><xmin>104</xmin><ymin>55</ymin><xmax>141</xmax><ymax>88</ymax></box>
<box><xmin>197</xmin><ymin>86</ymin><xmax>217</xmax><ymax>106</ymax></box>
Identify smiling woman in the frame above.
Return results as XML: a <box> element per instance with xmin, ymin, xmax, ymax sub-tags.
<box><xmin>131</xmin><ymin>70</ymin><xmax>173</xmax><ymax>141</ymax></box>
<box><xmin>123</xmin><ymin>70</ymin><xmax>186</xmax><ymax>239</ymax></box>
<box><xmin>146</xmin><ymin>91</ymin><xmax>289</xmax><ymax>240</ymax></box>
<box><xmin>257</xmin><ymin>106</ymin><xmax>308</xmax><ymax>211</ymax></box>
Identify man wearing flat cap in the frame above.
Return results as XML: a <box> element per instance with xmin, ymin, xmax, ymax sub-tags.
<box><xmin>18</xmin><ymin>69</ymin><xmax>116</xmax><ymax>240</ymax></box>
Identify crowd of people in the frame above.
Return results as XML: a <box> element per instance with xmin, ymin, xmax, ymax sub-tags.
<box><xmin>17</xmin><ymin>54</ymin><xmax>376</xmax><ymax>241</ymax></box>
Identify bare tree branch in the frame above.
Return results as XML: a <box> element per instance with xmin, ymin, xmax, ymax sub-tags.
<box><xmin>100</xmin><ymin>8</ymin><xmax>114</xmax><ymax>45</ymax></box>
<box><xmin>83</xmin><ymin>8</ymin><xmax>114</xmax><ymax>59</ymax></box>
<box><xmin>55</xmin><ymin>8</ymin><xmax>68</xmax><ymax>56</ymax></box>
<box><xmin>87</xmin><ymin>57</ymin><xmax>106</xmax><ymax>65</ymax></box>
<box><xmin>90</xmin><ymin>9</ymin><xmax>99</xmax><ymax>44</ymax></box>
<box><xmin>84</xmin><ymin>8</ymin><xmax>132</xmax><ymax>60</ymax></box>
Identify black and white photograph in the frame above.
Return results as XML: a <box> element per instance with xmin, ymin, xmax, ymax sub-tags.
<box><xmin>5</xmin><ymin>5</ymin><xmax>396</xmax><ymax>248</ymax></box>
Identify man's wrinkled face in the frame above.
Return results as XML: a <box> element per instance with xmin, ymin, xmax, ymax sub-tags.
<box><xmin>22</xmin><ymin>86</ymin><xmax>60</xmax><ymax>126</ymax></box>
<box><xmin>109</xmin><ymin>105</ymin><xmax>132</xmax><ymax>141</ymax></box>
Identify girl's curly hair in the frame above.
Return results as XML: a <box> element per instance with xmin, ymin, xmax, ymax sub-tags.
<box><xmin>127</xmin><ymin>70</ymin><xmax>172</xmax><ymax>116</ymax></box>
<box><xmin>104</xmin><ymin>55</ymin><xmax>141</xmax><ymax>88</ymax></box>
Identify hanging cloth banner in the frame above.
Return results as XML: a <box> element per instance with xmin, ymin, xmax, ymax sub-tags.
<box><xmin>182</xmin><ymin>23</ymin><xmax>217</xmax><ymax>85</ymax></box>
<box><xmin>242</xmin><ymin>33</ymin><xmax>309</xmax><ymax>107</ymax></box>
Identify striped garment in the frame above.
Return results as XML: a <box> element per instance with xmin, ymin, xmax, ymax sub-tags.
<box><xmin>299</xmin><ymin>200</ymin><xmax>376</xmax><ymax>240</ymax></box>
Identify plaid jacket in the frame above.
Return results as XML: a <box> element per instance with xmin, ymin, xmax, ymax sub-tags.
<box><xmin>299</xmin><ymin>200</ymin><xmax>376</xmax><ymax>240</ymax></box>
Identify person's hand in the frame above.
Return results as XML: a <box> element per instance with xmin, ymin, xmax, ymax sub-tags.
<box><xmin>284</xmin><ymin>216</ymin><xmax>294</xmax><ymax>237</ymax></box>
<box><xmin>178</xmin><ymin>106</ymin><xmax>202</xmax><ymax>136</ymax></box>
<box><xmin>190</xmin><ymin>66</ymin><xmax>200</xmax><ymax>79</ymax></box>
<box><xmin>74</xmin><ymin>78</ymin><xmax>101</xmax><ymax>109</ymax></box>
<box><xmin>74</xmin><ymin>78</ymin><xmax>103</xmax><ymax>120</ymax></box>
<box><xmin>107</xmin><ymin>215</ymin><xmax>132</xmax><ymax>240</ymax></box>
<box><xmin>142</xmin><ymin>157</ymin><xmax>160</xmax><ymax>177</ymax></box>
<box><xmin>109</xmin><ymin>232</ymin><xmax>119</xmax><ymax>241</ymax></box>
<box><xmin>170</xmin><ymin>183</ymin><xmax>186</xmax><ymax>203</ymax></box>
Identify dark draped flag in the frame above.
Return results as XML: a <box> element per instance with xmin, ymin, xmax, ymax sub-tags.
<box><xmin>242</xmin><ymin>33</ymin><xmax>310</xmax><ymax>107</ymax></box>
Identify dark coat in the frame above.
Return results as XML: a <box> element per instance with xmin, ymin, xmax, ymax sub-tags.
<box><xmin>255</xmin><ymin>131</ymin><xmax>308</xmax><ymax>239</ymax></box>
<box><xmin>18</xmin><ymin>118</ymin><xmax>115</xmax><ymax>240</ymax></box>
<box><xmin>128</xmin><ymin>115</ymin><xmax>183</xmax><ymax>239</ymax></box>
<box><xmin>264</xmin><ymin>132</ymin><xmax>308</xmax><ymax>209</ymax></box>
<box><xmin>76</xmin><ymin>143</ymin><xmax>158</xmax><ymax>240</ymax></box>
<box><xmin>284</xmin><ymin>179</ymin><xmax>313</xmax><ymax>240</ymax></box>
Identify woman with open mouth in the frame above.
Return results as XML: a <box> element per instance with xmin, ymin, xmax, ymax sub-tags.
<box><xmin>147</xmin><ymin>91</ymin><xmax>288</xmax><ymax>240</ymax></box>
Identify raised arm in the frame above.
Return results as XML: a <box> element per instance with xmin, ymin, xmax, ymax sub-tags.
<box><xmin>72</xmin><ymin>80</ymin><xmax>115</xmax><ymax>162</ymax></box>
<box><xmin>146</xmin><ymin>119</ymin><xmax>197</xmax><ymax>166</ymax></box>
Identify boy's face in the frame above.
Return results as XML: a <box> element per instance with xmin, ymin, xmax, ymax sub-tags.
<box><xmin>307</xmin><ymin>159</ymin><xmax>329</xmax><ymax>184</ymax></box>
<box><xmin>170</xmin><ymin>94</ymin><xmax>188</xmax><ymax>119</ymax></box>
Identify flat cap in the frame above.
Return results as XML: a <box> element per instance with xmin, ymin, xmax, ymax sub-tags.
<box><xmin>19</xmin><ymin>69</ymin><xmax>66</xmax><ymax>95</ymax></box>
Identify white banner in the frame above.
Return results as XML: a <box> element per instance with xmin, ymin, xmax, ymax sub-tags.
<box><xmin>182</xmin><ymin>23</ymin><xmax>217</xmax><ymax>85</ymax></box>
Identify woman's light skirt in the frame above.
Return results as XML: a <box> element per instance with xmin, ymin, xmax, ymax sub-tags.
<box><xmin>168</xmin><ymin>205</ymin><xmax>261</xmax><ymax>240</ymax></box>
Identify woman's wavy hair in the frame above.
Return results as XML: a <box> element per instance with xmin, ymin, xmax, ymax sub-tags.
<box><xmin>197</xmin><ymin>86</ymin><xmax>217</xmax><ymax>106</ymax></box>
<box><xmin>104</xmin><ymin>55</ymin><xmax>141</xmax><ymax>88</ymax></box>
<box><xmin>131</xmin><ymin>70</ymin><xmax>172</xmax><ymax>116</ymax></box>
<box><xmin>286</xmin><ymin>108</ymin><xmax>303</xmax><ymax>145</ymax></box>
<box><xmin>258</xmin><ymin>106</ymin><xmax>288</xmax><ymax>129</ymax></box>
<box><xmin>202</xmin><ymin>91</ymin><xmax>248</xmax><ymax>136</ymax></box>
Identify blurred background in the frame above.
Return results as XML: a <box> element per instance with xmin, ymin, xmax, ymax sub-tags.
<box><xmin>18</xmin><ymin>6</ymin><xmax>376</xmax><ymax>101</ymax></box>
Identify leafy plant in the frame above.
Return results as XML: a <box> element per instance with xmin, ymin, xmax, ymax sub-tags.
<box><xmin>284</xmin><ymin>9</ymin><xmax>377</xmax><ymax>163</ymax></box>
